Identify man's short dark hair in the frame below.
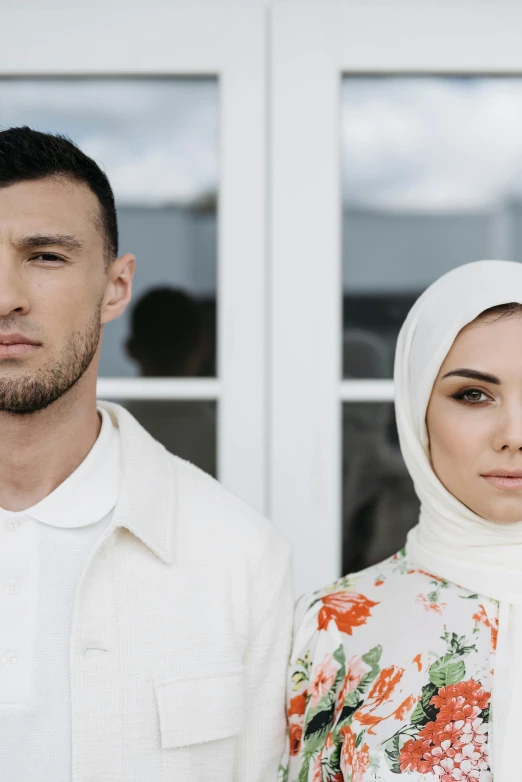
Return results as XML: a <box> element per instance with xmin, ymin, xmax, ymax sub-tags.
<box><xmin>0</xmin><ymin>126</ymin><xmax>118</xmax><ymax>268</ymax></box>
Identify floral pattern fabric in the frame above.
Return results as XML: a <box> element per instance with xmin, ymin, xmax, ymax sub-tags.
<box><xmin>280</xmin><ymin>549</ymin><xmax>499</xmax><ymax>782</ymax></box>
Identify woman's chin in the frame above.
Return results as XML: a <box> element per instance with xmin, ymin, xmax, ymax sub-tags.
<box><xmin>470</xmin><ymin>496</ymin><xmax>522</xmax><ymax>524</ymax></box>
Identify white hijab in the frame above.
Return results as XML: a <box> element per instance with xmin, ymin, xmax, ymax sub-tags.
<box><xmin>396</xmin><ymin>259</ymin><xmax>522</xmax><ymax>780</ymax></box>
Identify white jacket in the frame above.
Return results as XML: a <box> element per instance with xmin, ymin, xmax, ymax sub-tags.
<box><xmin>70</xmin><ymin>401</ymin><xmax>294</xmax><ymax>781</ymax></box>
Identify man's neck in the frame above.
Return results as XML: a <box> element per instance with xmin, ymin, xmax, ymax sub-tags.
<box><xmin>0</xmin><ymin>389</ymin><xmax>102</xmax><ymax>513</ymax></box>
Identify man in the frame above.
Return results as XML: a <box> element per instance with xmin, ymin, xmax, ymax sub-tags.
<box><xmin>0</xmin><ymin>126</ymin><xmax>293</xmax><ymax>781</ymax></box>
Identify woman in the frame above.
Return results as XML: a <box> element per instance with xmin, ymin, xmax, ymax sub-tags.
<box><xmin>281</xmin><ymin>260</ymin><xmax>522</xmax><ymax>782</ymax></box>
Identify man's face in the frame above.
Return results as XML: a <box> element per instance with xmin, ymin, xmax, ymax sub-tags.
<box><xmin>0</xmin><ymin>176</ymin><xmax>133</xmax><ymax>415</ymax></box>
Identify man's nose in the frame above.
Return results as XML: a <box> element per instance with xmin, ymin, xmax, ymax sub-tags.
<box><xmin>0</xmin><ymin>259</ymin><xmax>30</xmax><ymax>317</ymax></box>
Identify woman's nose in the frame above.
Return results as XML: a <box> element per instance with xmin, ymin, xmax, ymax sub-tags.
<box><xmin>493</xmin><ymin>407</ymin><xmax>522</xmax><ymax>452</ymax></box>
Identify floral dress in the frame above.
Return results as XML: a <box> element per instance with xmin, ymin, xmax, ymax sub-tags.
<box><xmin>279</xmin><ymin>549</ymin><xmax>499</xmax><ymax>782</ymax></box>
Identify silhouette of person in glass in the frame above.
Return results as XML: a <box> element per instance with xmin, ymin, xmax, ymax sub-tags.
<box><xmin>342</xmin><ymin>328</ymin><xmax>418</xmax><ymax>573</ymax></box>
<box><xmin>124</xmin><ymin>287</ymin><xmax>216</xmax><ymax>476</ymax></box>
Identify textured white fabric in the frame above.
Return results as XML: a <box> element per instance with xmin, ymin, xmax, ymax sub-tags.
<box><xmin>396</xmin><ymin>260</ymin><xmax>522</xmax><ymax>781</ymax></box>
<box><xmin>60</xmin><ymin>400</ymin><xmax>292</xmax><ymax>782</ymax></box>
<box><xmin>0</xmin><ymin>405</ymin><xmax>121</xmax><ymax>781</ymax></box>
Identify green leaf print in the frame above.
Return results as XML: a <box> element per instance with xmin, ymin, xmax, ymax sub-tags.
<box><xmin>361</xmin><ymin>645</ymin><xmax>382</xmax><ymax>668</ymax></box>
<box><xmin>429</xmin><ymin>658</ymin><xmax>466</xmax><ymax>688</ymax></box>
<box><xmin>332</xmin><ymin>644</ymin><xmax>347</xmax><ymax>692</ymax></box>
<box><xmin>383</xmin><ymin>733</ymin><xmax>402</xmax><ymax>774</ymax></box>
<box><xmin>428</xmin><ymin>632</ymin><xmax>477</xmax><ymax>688</ymax></box>
<box><xmin>292</xmin><ymin>652</ymin><xmax>312</xmax><ymax>692</ymax></box>
<box><xmin>410</xmin><ymin>682</ymin><xmax>438</xmax><ymax>726</ymax></box>
<box><xmin>337</xmin><ymin>698</ymin><xmax>364</xmax><ymax>725</ymax></box>
<box><xmin>441</xmin><ymin>631</ymin><xmax>477</xmax><ymax>657</ymax></box>
<box><xmin>304</xmin><ymin>702</ymin><xmax>335</xmax><ymax>741</ymax></box>
<box><xmin>329</xmin><ymin>741</ymin><xmax>341</xmax><ymax>770</ymax></box>
<box><xmin>355</xmin><ymin>730</ymin><xmax>365</xmax><ymax>748</ymax></box>
<box><xmin>298</xmin><ymin>755</ymin><xmax>312</xmax><ymax>782</ymax></box>
<box><xmin>333</xmin><ymin>644</ymin><xmax>346</xmax><ymax>669</ymax></box>
<box><xmin>278</xmin><ymin>763</ymin><xmax>289</xmax><ymax>782</ymax></box>
<box><xmin>358</xmin><ymin>645</ymin><xmax>382</xmax><ymax>694</ymax></box>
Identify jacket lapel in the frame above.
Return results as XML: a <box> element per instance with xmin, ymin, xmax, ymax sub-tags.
<box><xmin>97</xmin><ymin>401</ymin><xmax>176</xmax><ymax>565</ymax></box>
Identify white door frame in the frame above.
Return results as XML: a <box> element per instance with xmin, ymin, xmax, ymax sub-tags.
<box><xmin>270</xmin><ymin>0</ymin><xmax>522</xmax><ymax>597</ymax></box>
<box><xmin>0</xmin><ymin>0</ymin><xmax>268</xmax><ymax>513</ymax></box>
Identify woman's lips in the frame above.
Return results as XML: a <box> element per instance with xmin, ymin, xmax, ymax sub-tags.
<box><xmin>482</xmin><ymin>474</ymin><xmax>522</xmax><ymax>490</ymax></box>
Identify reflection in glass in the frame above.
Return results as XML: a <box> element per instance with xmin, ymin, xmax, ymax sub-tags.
<box><xmin>342</xmin><ymin>76</ymin><xmax>522</xmax><ymax>377</ymax></box>
<box><xmin>126</xmin><ymin>287</ymin><xmax>213</xmax><ymax>377</ymax></box>
<box><xmin>342</xmin><ymin>402</ymin><xmax>418</xmax><ymax>574</ymax></box>
<box><xmin>115</xmin><ymin>400</ymin><xmax>217</xmax><ymax>478</ymax></box>
<box><xmin>0</xmin><ymin>77</ymin><xmax>219</xmax><ymax>377</ymax></box>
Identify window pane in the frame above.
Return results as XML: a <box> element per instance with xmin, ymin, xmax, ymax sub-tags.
<box><xmin>342</xmin><ymin>76</ymin><xmax>522</xmax><ymax>378</ymax></box>
<box><xmin>342</xmin><ymin>402</ymin><xmax>418</xmax><ymax>573</ymax></box>
<box><xmin>115</xmin><ymin>400</ymin><xmax>217</xmax><ymax>478</ymax></box>
<box><xmin>0</xmin><ymin>77</ymin><xmax>218</xmax><ymax>378</ymax></box>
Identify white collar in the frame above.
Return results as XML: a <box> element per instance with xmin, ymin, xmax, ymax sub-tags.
<box><xmin>1</xmin><ymin>406</ymin><xmax>121</xmax><ymax>529</ymax></box>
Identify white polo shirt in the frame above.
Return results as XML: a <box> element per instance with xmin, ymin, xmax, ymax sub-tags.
<box><xmin>0</xmin><ymin>406</ymin><xmax>121</xmax><ymax>781</ymax></box>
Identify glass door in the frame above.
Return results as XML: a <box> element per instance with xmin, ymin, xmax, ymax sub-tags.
<box><xmin>270</xmin><ymin>0</ymin><xmax>522</xmax><ymax>596</ymax></box>
<box><xmin>0</xmin><ymin>0</ymin><xmax>268</xmax><ymax>512</ymax></box>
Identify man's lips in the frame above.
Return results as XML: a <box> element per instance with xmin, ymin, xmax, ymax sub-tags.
<box><xmin>0</xmin><ymin>344</ymin><xmax>41</xmax><ymax>358</ymax></box>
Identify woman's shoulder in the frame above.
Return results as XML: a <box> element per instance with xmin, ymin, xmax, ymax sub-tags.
<box><xmin>288</xmin><ymin>547</ymin><xmax>495</xmax><ymax>728</ymax></box>
<box><xmin>293</xmin><ymin>547</ymin><xmax>449</xmax><ymax>645</ymax></box>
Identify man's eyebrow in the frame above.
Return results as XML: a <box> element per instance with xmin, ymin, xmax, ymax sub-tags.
<box><xmin>16</xmin><ymin>234</ymin><xmax>85</xmax><ymax>251</ymax></box>
<box><xmin>441</xmin><ymin>368</ymin><xmax>501</xmax><ymax>385</ymax></box>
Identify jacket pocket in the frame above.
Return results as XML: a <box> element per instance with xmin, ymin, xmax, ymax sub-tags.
<box><xmin>153</xmin><ymin>667</ymin><xmax>245</xmax><ymax>749</ymax></box>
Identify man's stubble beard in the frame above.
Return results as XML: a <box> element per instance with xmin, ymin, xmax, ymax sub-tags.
<box><xmin>0</xmin><ymin>303</ymin><xmax>103</xmax><ymax>415</ymax></box>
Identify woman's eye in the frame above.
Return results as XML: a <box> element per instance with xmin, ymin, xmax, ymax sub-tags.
<box><xmin>453</xmin><ymin>388</ymin><xmax>489</xmax><ymax>404</ymax></box>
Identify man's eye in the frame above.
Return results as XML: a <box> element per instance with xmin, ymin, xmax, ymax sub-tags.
<box><xmin>33</xmin><ymin>253</ymin><xmax>63</xmax><ymax>262</ymax></box>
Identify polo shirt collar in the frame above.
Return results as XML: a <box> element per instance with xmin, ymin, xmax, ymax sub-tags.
<box><xmin>20</xmin><ymin>405</ymin><xmax>121</xmax><ymax>529</ymax></box>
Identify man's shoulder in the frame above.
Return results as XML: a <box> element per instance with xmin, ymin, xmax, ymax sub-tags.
<box><xmin>168</xmin><ymin>451</ymin><xmax>292</xmax><ymax>565</ymax></box>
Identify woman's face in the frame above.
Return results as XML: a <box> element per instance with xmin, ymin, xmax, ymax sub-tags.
<box><xmin>426</xmin><ymin>312</ymin><xmax>522</xmax><ymax>523</ymax></box>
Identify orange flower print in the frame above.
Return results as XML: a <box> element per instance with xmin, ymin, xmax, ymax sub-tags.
<box><xmin>367</xmin><ymin>665</ymin><xmax>404</xmax><ymax>703</ymax></box>
<box><xmin>416</xmin><ymin>593</ymin><xmax>447</xmax><ymax>615</ymax></box>
<box><xmin>340</xmin><ymin>725</ymin><xmax>356</xmax><ymax>769</ymax></box>
<box><xmin>334</xmin><ymin>655</ymin><xmax>371</xmax><ymax>720</ymax></box>
<box><xmin>346</xmin><ymin>654</ymin><xmax>370</xmax><ymax>693</ymax></box>
<box><xmin>431</xmin><ymin>680</ymin><xmax>490</xmax><ymax>724</ymax></box>
<box><xmin>352</xmin><ymin>743</ymin><xmax>371</xmax><ymax>782</ymax></box>
<box><xmin>416</xmin><ymin>569</ymin><xmax>447</xmax><ymax>583</ymax></box>
<box><xmin>317</xmin><ymin>591</ymin><xmax>378</xmax><ymax>635</ymax></box>
<box><xmin>288</xmin><ymin>692</ymin><xmax>307</xmax><ymax>718</ymax></box>
<box><xmin>340</xmin><ymin>726</ymin><xmax>370</xmax><ymax>782</ymax></box>
<box><xmin>473</xmin><ymin>604</ymin><xmax>499</xmax><ymax>652</ymax></box>
<box><xmin>398</xmin><ymin>678</ymin><xmax>491</xmax><ymax>779</ymax></box>
<box><xmin>289</xmin><ymin>723</ymin><xmax>303</xmax><ymax>757</ymax></box>
<box><xmin>356</xmin><ymin>665</ymin><xmax>406</xmax><ymax>733</ymax></box>
<box><xmin>309</xmin><ymin>653</ymin><xmax>339</xmax><ymax>708</ymax></box>
<box><xmin>393</xmin><ymin>693</ymin><xmax>418</xmax><ymax>721</ymax></box>
<box><xmin>399</xmin><ymin>738</ymin><xmax>437</xmax><ymax>774</ymax></box>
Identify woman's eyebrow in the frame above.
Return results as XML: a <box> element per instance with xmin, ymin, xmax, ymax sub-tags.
<box><xmin>442</xmin><ymin>368</ymin><xmax>501</xmax><ymax>385</ymax></box>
